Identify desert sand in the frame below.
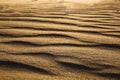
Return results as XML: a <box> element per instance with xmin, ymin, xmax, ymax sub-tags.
<box><xmin>0</xmin><ymin>0</ymin><xmax>120</xmax><ymax>80</ymax></box>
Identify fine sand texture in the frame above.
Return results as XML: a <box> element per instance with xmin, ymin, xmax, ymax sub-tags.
<box><xmin>0</xmin><ymin>1</ymin><xmax>120</xmax><ymax>80</ymax></box>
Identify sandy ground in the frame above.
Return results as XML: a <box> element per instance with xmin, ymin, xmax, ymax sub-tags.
<box><xmin>0</xmin><ymin>1</ymin><xmax>120</xmax><ymax>80</ymax></box>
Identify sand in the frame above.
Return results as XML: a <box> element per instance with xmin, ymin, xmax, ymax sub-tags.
<box><xmin>0</xmin><ymin>1</ymin><xmax>120</xmax><ymax>80</ymax></box>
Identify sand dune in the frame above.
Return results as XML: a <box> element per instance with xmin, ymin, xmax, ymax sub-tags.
<box><xmin>0</xmin><ymin>1</ymin><xmax>120</xmax><ymax>80</ymax></box>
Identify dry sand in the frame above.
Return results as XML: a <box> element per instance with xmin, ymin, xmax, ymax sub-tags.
<box><xmin>0</xmin><ymin>1</ymin><xmax>120</xmax><ymax>80</ymax></box>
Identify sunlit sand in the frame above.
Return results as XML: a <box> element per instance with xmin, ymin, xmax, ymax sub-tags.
<box><xmin>0</xmin><ymin>0</ymin><xmax>120</xmax><ymax>80</ymax></box>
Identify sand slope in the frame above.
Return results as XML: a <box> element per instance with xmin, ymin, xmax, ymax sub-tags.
<box><xmin>0</xmin><ymin>2</ymin><xmax>120</xmax><ymax>80</ymax></box>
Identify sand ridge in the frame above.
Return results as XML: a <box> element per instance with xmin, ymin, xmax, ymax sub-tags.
<box><xmin>0</xmin><ymin>1</ymin><xmax>120</xmax><ymax>80</ymax></box>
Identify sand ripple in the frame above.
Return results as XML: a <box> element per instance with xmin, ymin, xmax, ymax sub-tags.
<box><xmin>0</xmin><ymin>3</ymin><xmax>120</xmax><ymax>80</ymax></box>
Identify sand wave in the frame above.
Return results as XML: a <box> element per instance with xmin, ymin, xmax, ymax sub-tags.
<box><xmin>0</xmin><ymin>2</ymin><xmax>120</xmax><ymax>80</ymax></box>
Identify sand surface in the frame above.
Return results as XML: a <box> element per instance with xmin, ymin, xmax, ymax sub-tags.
<box><xmin>0</xmin><ymin>1</ymin><xmax>120</xmax><ymax>80</ymax></box>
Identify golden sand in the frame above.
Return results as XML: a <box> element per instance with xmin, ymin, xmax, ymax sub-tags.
<box><xmin>0</xmin><ymin>1</ymin><xmax>120</xmax><ymax>80</ymax></box>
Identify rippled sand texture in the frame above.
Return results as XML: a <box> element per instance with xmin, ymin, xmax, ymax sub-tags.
<box><xmin>0</xmin><ymin>2</ymin><xmax>120</xmax><ymax>80</ymax></box>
